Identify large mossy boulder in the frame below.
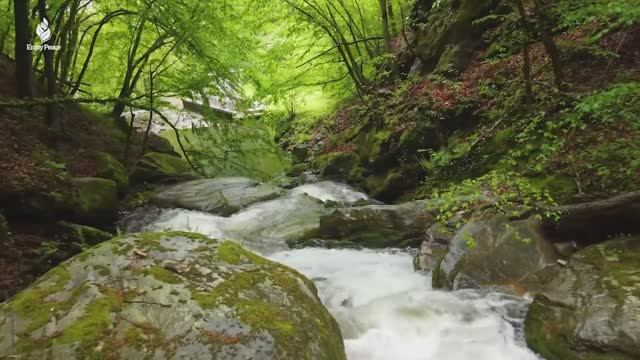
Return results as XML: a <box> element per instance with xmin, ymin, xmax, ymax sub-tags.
<box><xmin>56</xmin><ymin>221</ymin><xmax>114</xmax><ymax>247</ymax></box>
<box><xmin>146</xmin><ymin>133</ymin><xmax>182</xmax><ymax>157</ymax></box>
<box><xmin>70</xmin><ymin>177</ymin><xmax>119</xmax><ymax>222</ymax></box>
<box><xmin>314</xmin><ymin>152</ymin><xmax>360</xmax><ymax>178</ymax></box>
<box><xmin>96</xmin><ymin>152</ymin><xmax>129</xmax><ymax>191</ymax></box>
<box><xmin>153</xmin><ymin>177</ymin><xmax>285</xmax><ymax>216</ymax></box>
<box><xmin>130</xmin><ymin>152</ymin><xmax>200</xmax><ymax>184</ymax></box>
<box><xmin>433</xmin><ymin>213</ymin><xmax>558</xmax><ymax>291</ymax></box>
<box><xmin>413</xmin><ymin>0</ymin><xmax>501</xmax><ymax>73</ymax></box>
<box><xmin>525</xmin><ymin>237</ymin><xmax>640</xmax><ymax>360</ymax></box>
<box><xmin>0</xmin><ymin>231</ymin><xmax>346</xmax><ymax>360</ymax></box>
<box><xmin>317</xmin><ymin>201</ymin><xmax>434</xmax><ymax>248</ymax></box>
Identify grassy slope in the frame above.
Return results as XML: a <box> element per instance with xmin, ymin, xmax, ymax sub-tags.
<box><xmin>285</xmin><ymin>3</ymin><xmax>640</xmax><ymax>204</ymax></box>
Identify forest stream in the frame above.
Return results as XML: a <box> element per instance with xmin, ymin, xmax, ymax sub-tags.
<box><xmin>123</xmin><ymin>181</ymin><xmax>540</xmax><ymax>360</ymax></box>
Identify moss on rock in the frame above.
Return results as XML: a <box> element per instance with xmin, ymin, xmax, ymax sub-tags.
<box><xmin>57</xmin><ymin>221</ymin><xmax>114</xmax><ymax>246</ymax></box>
<box><xmin>130</xmin><ymin>152</ymin><xmax>200</xmax><ymax>184</ymax></box>
<box><xmin>96</xmin><ymin>152</ymin><xmax>129</xmax><ymax>191</ymax></box>
<box><xmin>0</xmin><ymin>231</ymin><xmax>346</xmax><ymax>360</ymax></box>
<box><xmin>70</xmin><ymin>177</ymin><xmax>119</xmax><ymax>222</ymax></box>
<box><xmin>525</xmin><ymin>237</ymin><xmax>640</xmax><ymax>360</ymax></box>
<box><xmin>314</xmin><ymin>152</ymin><xmax>360</xmax><ymax>178</ymax></box>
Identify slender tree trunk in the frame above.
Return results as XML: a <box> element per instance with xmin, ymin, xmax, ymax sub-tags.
<box><xmin>37</xmin><ymin>0</ymin><xmax>57</xmax><ymax>129</ymax></box>
<box><xmin>111</xmin><ymin>15</ymin><xmax>146</xmax><ymax>118</ymax></box>
<box><xmin>379</xmin><ymin>0</ymin><xmax>399</xmax><ymax>80</ymax></box>
<box><xmin>58</xmin><ymin>0</ymin><xmax>81</xmax><ymax>87</ymax></box>
<box><xmin>387</xmin><ymin>0</ymin><xmax>397</xmax><ymax>34</ymax></box>
<box><xmin>514</xmin><ymin>0</ymin><xmax>532</xmax><ymax>103</ymax></box>
<box><xmin>141</xmin><ymin>69</ymin><xmax>154</xmax><ymax>157</ymax></box>
<box><xmin>532</xmin><ymin>0</ymin><xmax>564</xmax><ymax>90</ymax></box>
<box><xmin>13</xmin><ymin>0</ymin><xmax>32</xmax><ymax>97</ymax></box>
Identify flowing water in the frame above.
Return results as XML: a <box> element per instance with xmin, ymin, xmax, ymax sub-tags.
<box><xmin>128</xmin><ymin>181</ymin><xmax>541</xmax><ymax>360</ymax></box>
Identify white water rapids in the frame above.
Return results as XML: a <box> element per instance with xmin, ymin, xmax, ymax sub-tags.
<box><xmin>132</xmin><ymin>181</ymin><xmax>541</xmax><ymax>360</ymax></box>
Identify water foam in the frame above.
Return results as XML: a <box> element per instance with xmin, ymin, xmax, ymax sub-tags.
<box><xmin>143</xmin><ymin>180</ymin><xmax>540</xmax><ymax>360</ymax></box>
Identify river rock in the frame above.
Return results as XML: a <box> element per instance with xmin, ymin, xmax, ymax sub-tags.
<box><xmin>56</xmin><ymin>221</ymin><xmax>114</xmax><ymax>246</ymax></box>
<box><xmin>414</xmin><ymin>223</ymin><xmax>455</xmax><ymax>271</ymax></box>
<box><xmin>433</xmin><ymin>213</ymin><xmax>558</xmax><ymax>291</ymax></box>
<box><xmin>314</xmin><ymin>152</ymin><xmax>360</xmax><ymax>178</ymax></box>
<box><xmin>0</xmin><ymin>231</ymin><xmax>346</xmax><ymax>360</ymax></box>
<box><xmin>153</xmin><ymin>177</ymin><xmax>285</xmax><ymax>216</ymax></box>
<box><xmin>317</xmin><ymin>201</ymin><xmax>435</xmax><ymax>248</ymax></box>
<box><xmin>70</xmin><ymin>177</ymin><xmax>119</xmax><ymax>222</ymax></box>
<box><xmin>130</xmin><ymin>152</ymin><xmax>200</xmax><ymax>184</ymax></box>
<box><xmin>525</xmin><ymin>237</ymin><xmax>640</xmax><ymax>360</ymax></box>
<box><xmin>96</xmin><ymin>152</ymin><xmax>129</xmax><ymax>191</ymax></box>
<box><xmin>146</xmin><ymin>133</ymin><xmax>182</xmax><ymax>157</ymax></box>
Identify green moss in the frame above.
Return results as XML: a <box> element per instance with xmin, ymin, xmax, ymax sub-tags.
<box><xmin>93</xmin><ymin>265</ymin><xmax>111</xmax><ymax>277</ymax></box>
<box><xmin>143</xmin><ymin>265</ymin><xmax>184</xmax><ymax>284</ymax></box>
<box><xmin>8</xmin><ymin>266</ymin><xmax>71</xmax><ymax>333</ymax></box>
<box><xmin>71</xmin><ymin>178</ymin><xmax>118</xmax><ymax>213</ymax></box>
<box><xmin>524</xmin><ymin>298</ymin><xmax>581</xmax><ymax>360</ymax></box>
<box><xmin>216</xmin><ymin>241</ymin><xmax>270</xmax><ymax>265</ymax></box>
<box><xmin>314</xmin><ymin>152</ymin><xmax>359</xmax><ymax>177</ymax></box>
<box><xmin>54</xmin><ymin>293</ymin><xmax>116</xmax><ymax>346</ymax></box>
<box><xmin>96</xmin><ymin>152</ymin><xmax>129</xmax><ymax>191</ymax></box>
<box><xmin>130</xmin><ymin>152</ymin><xmax>198</xmax><ymax>184</ymax></box>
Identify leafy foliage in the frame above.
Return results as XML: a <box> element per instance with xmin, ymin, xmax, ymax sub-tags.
<box><xmin>429</xmin><ymin>170</ymin><xmax>558</xmax><ymax>228</ymax></box>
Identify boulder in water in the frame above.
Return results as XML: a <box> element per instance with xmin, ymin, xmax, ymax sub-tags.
<box><xmin>316</xmin><ymin>200</ymin><xmax>435</xmax><ymax>248</ymax></box>
<box><xmin>152</xmin><ymin>177</ymin><xmax>285</xmax><ymax>216</ymax></box>
<box><xmin>130</xmin><ymin>152</ymin><xmax>200</xmax><ymax>184</ymax></box>
<box><xmin>433</xmin><ymin>213</ymin><xmax>558</xmax><ymax>291</ymax></box>
<box><xmin>524</xmin><ymin>237</ymin><xmax>640</xmax><ymax>360</ymax></box>
<box><xmin>0</xmin><ymin>231</ymin><xmax>346</xmax><ymax>360</ymax></box>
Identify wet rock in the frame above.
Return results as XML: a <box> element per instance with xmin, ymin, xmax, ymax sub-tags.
<box><xmin>153</xmin><ymin>177</ymin><xmax>285</xmax><ymax>216</ymax></box>
<box><xmin>0</xmin><ymin>232</ymin><xmax>346</xmax><ymax>360</ymax></box>
<box><xmin>96</xmin><ymin>152</ymin><xmax>129</xmax><ymax>191</ymax></box>
<box><xmin>317</xmin><ymin>200</ymin><xmax>435</xmax><ymax>248</ymax></box>
<box><xmin>525</xmin><ymin>237</ymin><xmax>640</xmax><ymax>360</ymax></box>
<box><xmin>414</xmin><ymin>223</ymin><xmax>455</xmax><ymax>271</ymax></box>
<box><xmin>433</xmin><ymin>213</ymin><xmax>558</xmax><ymax>291</ymax></box>
<box><xmin>130</xmin><ymin>152</ymin><xmax>201</xmax><ymax>184</ymax></box>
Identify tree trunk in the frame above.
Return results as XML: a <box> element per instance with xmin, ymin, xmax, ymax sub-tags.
<box><xmin>387</xmin><ymin>0</ymin><xmax>397</xmax><ymax>34</ymax></box>
<box><xmin>532</xmin><ymin>0</ymin><xmax>564</xmax><ymax>90</ymax></box>
<box><xmin>111</xmin><ymin>15</ymin><xmax>146</xmax><ymax>118</ymax></box>
<box><xmin>13</xmin><ymin>0</ymin><xmax>32</xmax><ymax>97</ymax></box>
<box><xmin>514</xmin><ymin>0</ymin><xmax>532</xmax><ymax>103</ymax></box>
<box><xmin>379</xmin><ymin>0</ymin><xmax>399</xmax><ymax>80</ymax></box>
<box><xmin>37</xmin><ymin>0</ymin><xmax>57</xmax><ymax>129</ymax></box>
